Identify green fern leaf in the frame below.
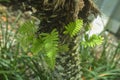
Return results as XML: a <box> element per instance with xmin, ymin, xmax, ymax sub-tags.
<box><xmin>31</xmin><ymin>38</ymin><xmax>44</xmax><ymax>54</ymax></box>
<box><xmin>17</xmin><ymin>20</ymin><xmax>36</xmax><ymax>51</ymax></box>
<box><xmin>81</xmin><ymin>34</ymin><xmax>104</xmax><ymax>48</ymax></box>
<box><xmin>41</xmin><ymin>29</ymin><xmax>59</xmax><ymax>69</ymax></box>
<box><xmin>64</xmin><ymin>19</ymin><xmax>83</xmax><ymax>37</ymax></box>
<box><xmin>18</xmin><ymin>20</ymin><xmax>36</xmax><ymax>35</ymax></box>
<box><xmin>18</xmin><ymin>20</ymin><xmax>59</xmax><ymax>69</ymax></box>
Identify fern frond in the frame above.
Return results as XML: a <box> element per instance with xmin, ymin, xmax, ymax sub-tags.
<box><xmin>18</xmin><ymin>21</ymin><xmax>59</xmax><ymax>69</ymax></box>
<box><xmin>18</xmin><ymin>20</ymin><xmax>36</xmax><ymax>35</ymax></box>
<box><xmin>41</xmin><ymin>29</ymin><xmax>59</xmax><ymax>69</ymax></box>
<box><xmin>31</xmin><ymin>38</ymin><xmax>44</xmax><ymax>54</ymax></box>
<box><xmin>17</xmin><ymin>20</ymin><xmax>36</xmax><ymax>51</ymax></box>
<box><xmin>64</xmin><ymin>19</ymin><xmax>83</xmax><ymax>37</ymax></box>
<box><xmin>81</xmin><ymin>34</ymin><xmax>104</xmax><ymax>48</ymax></box>
<box><xmin>27</xmin><ymin>28</ymin><xmax>59</xmax><ymax>69</ymax></box>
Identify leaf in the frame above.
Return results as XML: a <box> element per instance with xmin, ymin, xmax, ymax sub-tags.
<box><xmin>18</xmin><ymin>21</ymin><xmax>59</xmax><ymax>69</ymax></box>
<box><xmin>81</xmin><ymin>34</ymin><xmax>104</xmax><ymax>48</ymax></box>
<box><xmin>18</xmin><ymin>20</ymin><xmax>36</xmax><ymax>35</ymax></box>
<box><xmin>41</xmin><ymin>29</ymin><xmax>59</xmax><ymax>69</ymax></box>
<box><xmin>31</xmin><ymin>38</ymin><xmax>43</xmax><ymax>54</ymax></box>
<box><xmin>17</xmin><ymin>20</ymin><xmax>36</xmax><ymax>52</ymax></box>
<box><xmin>46</xmin><ymin>50</ymin><xmax>56</xmax><ymax>69</ymax></box>
<box><xmin>64</xmin><ymin>19</ymin><xmax>83</xmax><ymax>37</ymax></box>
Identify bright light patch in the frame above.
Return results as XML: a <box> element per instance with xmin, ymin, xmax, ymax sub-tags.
<box><xmin>88</xmin><ymin>15</ymin><xmax>108</xmax><ymax>37</ymax></box>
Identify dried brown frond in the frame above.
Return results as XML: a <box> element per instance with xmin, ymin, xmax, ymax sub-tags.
<box><xmin>79</xmin><ymin>0</ymin><xmax>100</xmax><ymax>22</ymax></box>
<box><xmin>1</xmin><ymin>0</ymin><xmax>100</xmax><ymax>33</ymax></box>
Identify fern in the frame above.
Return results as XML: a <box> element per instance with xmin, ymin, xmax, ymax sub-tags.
<box><xmin>64</xmin><ymin>19</ymin><xmax>83</xmax><ymax>37</ymax></box>
<box><xmin>31</xmin><ymin>29</ymin><xmax>59</xmax><ymax>69</ymax></box>
<box><xmin>41</xmin><ymin>29</ymin><xmax>59</xmax><ymax>69</ymax></box>
<box><xmin>17</xmin><ymin>20</ymin><xmax>36</xmax><ymax>51</ymax></box>
<box><xmin>17</xmin><ymin>19</ymin><xmax>103</xmax><ymax>69</ymax></box>
<box><xmin>18</xmin><ymin>21</ymin><xmax>59</xmax><ymax>69</ymax></box>
<box><xmin>81</xmin><ymin>34</ymin><xmax>104</xmax><ymax>48</ymax></box>
<box><xmin>18</xmin><ymin>20</ymin><xmax>36</xmax><ymax>35</ymax></box>
<box><xmin>31</xmin><ymin>38</ymin><xmax>44</xmax><ymax>54</ymax></box>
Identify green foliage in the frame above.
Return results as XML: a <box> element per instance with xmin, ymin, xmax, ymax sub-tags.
<box><xmin>18</xmin><ymin>20</ymin><xmax>36</xmax><ymax>51</ymax></box>
<box><xmin>1</xmin><ymin>14</ymin><xmax>120</xmax><ymax>80</ymax></box>
<box><xmin>64</xmin><ymin>19</ymin><xmax>83</xmax><ymax>37</ymax></box>
<box><xmin>41</xmin><ymin>29</ymin><xmax>59</xmax><ymax>69</ymax></box>
<box><xmin>18</xmin><ymin>54</ymin><xmax>54</xmax><ymax>80</ymax></box>
<box><xmin>80</xmin><ymin>38</ymin><xmax>120</xmax><ymax>80</ymax></box>
<box><xmin>18</xmin><ymin>21</ymin><xmax>59</xmax><ymax>69</ymax></box>
<box><xmin>81</xmin><ymin>34</ymin><xmax>104</xmax><ymax>48</ymax></box>
<box><xmin>0</xmin><ymin>13</ymin><xmax>55</xmax><ymax>79</ymax></box>
<box><xmin>0</xmin><ymin>0</ymin><xmax>10</xmax><ymax>2</ymax></box>
<box><xmin>64</xmin><ymin>19</ymin><xmax>103</xmax><ymax>48</ymax></box>
<box><xmin>0</xmin><ymin>13</ymin><xmax>24</xmax><ymax>80</ymax></box>
<box><xmin>18</xmin><ymin>19</ymin><xmax>104</xmax><ymax>69</ymax></box>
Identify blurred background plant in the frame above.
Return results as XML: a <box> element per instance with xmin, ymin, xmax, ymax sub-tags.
<box><xmin>0</xmin><ymin>0</ymin><xmax>10</xmax><ymax>2</ymax></box>
<box><xmin>80</xmin><ymin>35</ymin><xmax>120</xmax><ymax>80</ymax></box>
<box><xmin>0</xmin><ymin>12</ymin><xmax>23</xmax><ymax>79</ymax></box>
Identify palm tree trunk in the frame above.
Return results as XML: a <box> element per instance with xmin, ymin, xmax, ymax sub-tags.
<box><xmin>54</xmin><ymin>0</ymin><xmax>84</xmax><ymax>80</ymax></box>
